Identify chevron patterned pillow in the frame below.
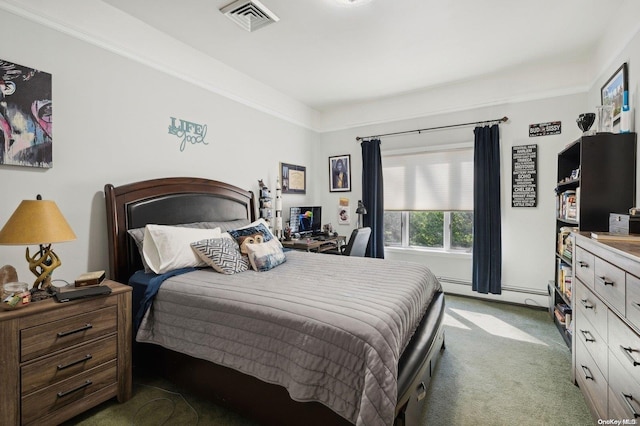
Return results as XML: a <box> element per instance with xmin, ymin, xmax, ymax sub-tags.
<box><xmin>191</xmin><ymin>237</ymin><xmax>249</xmax><ymax>274</ymax></box>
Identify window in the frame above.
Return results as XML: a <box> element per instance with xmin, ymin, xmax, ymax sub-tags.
<box><xmin>382</xmin><ymin>145</ymin><xmax>474</xmax><ymax>252</ymax></box>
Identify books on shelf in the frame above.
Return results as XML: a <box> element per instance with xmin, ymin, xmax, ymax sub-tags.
<box><xmin>554</xmin><ymin>303</ymin><xmax>572</xmax><ymax>328</ymax></box>
<box><xmin>557</xmin><ymin>228</ymin><xmax>576</xmax><ymax>260</ymax></box>
<box><xmin>591</xmin><ymin>232</ymin><xmax>640</xmax><ymax>242</ymax></box>
<box><xmin>556</xmin><ymin>259</ymin><xmax>573</xmax><ymax>295</ymax></box>
<box><xmin>556</xmin><ymin>189</ymin><xmax>579</xmax><ymax>222</ymax></box>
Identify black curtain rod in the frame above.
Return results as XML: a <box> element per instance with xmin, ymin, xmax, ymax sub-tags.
<box><xmin>355</xmin><ymin>116</ymin><xmax>509</xmax><ymax>141</ymax></box>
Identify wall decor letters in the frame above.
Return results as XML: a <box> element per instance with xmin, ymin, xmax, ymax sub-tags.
<box><xmin>512</xmin><ymin>144</ymin><xmax>537</xmax><ymax>207</ymax></box>
<box><xmin>529</xmin><ymin>121</ymin><xmax>561</xmax><ymax>137</ymax></box>
<box><xmin>168</xmin><ymin>117</ymin><xmax>208</xmax><ymax>151</ymax></box>
<box><xmin>0</xmin><ymin>59</ymin><xmax>52</xmax><ymax>168</ymax></box>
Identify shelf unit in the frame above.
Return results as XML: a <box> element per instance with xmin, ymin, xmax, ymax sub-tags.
<box><xmin>552</xmin><ymin>132</ymin><xmax>637</xmax><ymax>348</ymax></box>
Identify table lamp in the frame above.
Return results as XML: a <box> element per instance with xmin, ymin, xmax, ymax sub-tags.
<box><xmin>356</xmin><ymin>200</ymin><xmax>367</xmax><ymax>228</ymax></box>
<box><xmin>0</xmin><ymin>196</ymin><xmax>76</xmax><ymax>290</ymax></box>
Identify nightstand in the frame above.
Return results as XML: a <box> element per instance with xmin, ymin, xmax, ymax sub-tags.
<box><xmin>0</xmin><ymin>280</ymin><xmax>132</xmax><ymax>425</ymax></box>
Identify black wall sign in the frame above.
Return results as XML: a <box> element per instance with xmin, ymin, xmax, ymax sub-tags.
<box><xmin>512</xmin><ymin>144</ymin><xmax>537</xmax><ymax>207</ymax></box>
<box><xmin>529</xmin><ymin>121</ymin><xmax>561</xmax><ymax>137</ymax></box>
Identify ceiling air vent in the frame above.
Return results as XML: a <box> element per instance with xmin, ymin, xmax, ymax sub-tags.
<box><xmin>220</xmin><ymin>0</ymin><xmax>279</xmax><ymax>32</ymax></box>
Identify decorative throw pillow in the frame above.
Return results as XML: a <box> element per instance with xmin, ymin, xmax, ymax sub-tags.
<box><xmin>228</xmin><ymin>219</ymin><xmax>281</xmax><ymax>256</ymax></box>
<box><xmin>142</xmin><ymin>224</ymin><xmax>222</xmax><ymax>274</ymax></box>
<box><xmin>191</xmin><ymin>237</ymin><xmax>249</xmax><ymax>274</ymax></box>
<box><xmin>244</xmin><ymin>238</ymin><xmax>286</xmax><ymax>272</ymax></box>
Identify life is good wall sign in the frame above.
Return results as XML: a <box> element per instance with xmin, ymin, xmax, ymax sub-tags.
<box><xmin>512</xmin><ymin>144</ymin><xmax>537</xmax><ymax>207</ymax></box>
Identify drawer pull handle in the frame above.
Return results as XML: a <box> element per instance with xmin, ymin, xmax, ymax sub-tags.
<box><xmin>57</xmin><ymin>354</ymin><xmax>92</xmax><ymax>370</ymax></box>
<box><xmin>57</xmin><ymin>380</ymin><xmax>92</xmax><ymax>398</ymax></box>
<box><xmin>578</xmin><ymin>261</ymin><xmax>589</xmax><ymax>268</ymax></box>
<box><xmin>57</xmin><ymin>323</ymin><xmax>93</xmax><ymax>338</ymax></box>
<box><xmin>580</xmin><ymin>329</ymin><xmax>595</xmax><ymax>343</ymax></box>
<box><xmin>580</xmin><ymin>365</ymin><xmax>594</xmax><ymax>380</ymax></box>
<box><xmin>621</xmin><ymin>345</ymin><xmax>640</xmax><ymax>367</ymax></box>
<box><xmin>597</xmin><ymin>276</ymin><xmax>614</xmax><ymax>286</ymax></box>
<box><xmin>622</xmin><ymin>393</ymin><xmax>640</xmax><ymax>419</ymax></box>
<box><xmin>415</xmin><ymin>382</ymin><xmax>426</xmax><ymax>401</ymax></box>
<box><xmin>580</xmin><ymin>299</ymin><xmax>594</xmax><ymax>310</ymax></box>
<box><xmin>633</xmin><ymin>302</ymin><xmax>640</xmax><ymax>312</ymax></box>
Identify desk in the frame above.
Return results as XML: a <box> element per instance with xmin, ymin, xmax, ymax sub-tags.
<box><xmin>281</xmin><ymin>235</ymin><xmax>346</xmax><ymax>253</ymax></box>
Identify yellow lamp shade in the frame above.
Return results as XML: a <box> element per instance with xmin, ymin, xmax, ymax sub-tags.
<box><xmin>0</xmin><ymin>200</ymin><xmax>76</xmax><ymax>245</ymax></box>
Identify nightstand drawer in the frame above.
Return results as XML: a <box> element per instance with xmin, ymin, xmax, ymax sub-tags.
<box><xmin>608</xmin><ymin>349</ymin><xmax>640</xmax><ymax>419</ymax></box>
<box><xmin>575</xmin><ymin>246</ymin><xmax>595</xmax><ymax>289</ymax></box>
<box><xmin>626</xmin><ymin>274</ymin><xmax>640</xmax><ymax>331</ymax></box>
<box><xmin>608</xmin><ymin>310</ymin><xmax>640</xmax><ymax>385</ymax></box>
<box><xmin>575</xmin><ymin>280</ymin><xmax>608</xmax><ymax>344</ymax></box>
<box><xmin>575</xmin><ymin>310</ymin><xmax>607</xmax><ymax>378</ymax></box>
<box><xmin>575</xmin><ymin>337</ymin><xmax>608</xmax><ymax>418</ymax></box>
<box><xmin>21</xmin><ymin>360</ymin><xmax>117</xmax><ymax>425</ymax></box>
<box><xmin>21</xmin><ymin>306</ymin><xmax>117</xmax><ymax>362</ymax></box>
<box><xmin>22</xmin><ymin>335</ymin><xmax>117</xmax><ymax>395</ymax></box>
<box><xmin>594</xmin><ymin>257</ymin><xmax>626</xmax><ymax>315</ymax></box>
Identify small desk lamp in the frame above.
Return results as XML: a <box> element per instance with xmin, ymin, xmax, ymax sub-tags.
<box><xmin>356</xmin><ymin>200</ymin><xmax>367</xmax><ymax>228</ymax></box>
<box><xmin>0</xmin><ymin>195</ymin><xmax>76</xmax><ymax>290</ymax></box>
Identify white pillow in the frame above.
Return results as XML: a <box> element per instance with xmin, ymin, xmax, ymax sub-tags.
<box><xmin>142</xmin><ymin>224</ymin><xmax>221</xmax><ymax>274</ymax></box>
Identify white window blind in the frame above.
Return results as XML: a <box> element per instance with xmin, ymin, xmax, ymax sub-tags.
<box><xmin>383</xmin><ymin>147</ymin><xmax>474</xmax><ymax>211</ymax></box>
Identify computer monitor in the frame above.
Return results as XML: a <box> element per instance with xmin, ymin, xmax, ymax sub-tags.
<box><xmin>289</xmin><ymin>206</ymin><xmax>322</xmax><ymax>235</ymax></box>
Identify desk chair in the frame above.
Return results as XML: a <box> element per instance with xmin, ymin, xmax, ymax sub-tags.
<box><xmin>326</xmin><ymin>227</ymin><xmax>371</xmax><ymax>257</ymax></box>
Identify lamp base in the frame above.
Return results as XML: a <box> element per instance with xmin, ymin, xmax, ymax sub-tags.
<box><xmin>30</xmin><ymin>288</ymin><xmax>54</xmax><ymax>301</ymax></box>
<box><xmin>26</xmin><ymin>244</ymin><xmax>61</xmax><ymax>290</ymax></box>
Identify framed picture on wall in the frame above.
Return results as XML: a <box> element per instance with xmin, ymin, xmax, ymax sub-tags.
<box><xmin>329</xmin><ymin>154</ymin><xmax>351</xmax><ymax>192</ymax></box>
<box><xmin>0</xmin><ymin>58</ymin><xmax>52</xmax><ymax>168</ymax></box>
<box><xmin>280</xmin><ymin>162</ymin><xmax>306</xmax><ymax>194</ymax></box>
<box><xmin>601</xmin><ymin>62</ymin><xmax>628</xmax><ymax>124</ymax></box>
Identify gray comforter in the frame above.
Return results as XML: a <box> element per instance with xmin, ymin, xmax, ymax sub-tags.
<box><xmin>136</xmin><ymin>250</ymin><xmax>441</xmax><ymax>426</ymax></box>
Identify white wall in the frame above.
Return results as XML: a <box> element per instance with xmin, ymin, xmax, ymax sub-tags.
<box><xmin>3</xmin><ymin>4</ymin><xmax>640</xmax><ymax>310</ymax></box>
<box><xmin>316</xmin><ymin>24</ymin><xmax>640</xmax><ymax>308</ymax></box>
<box><xmin>0</xmin><ymin>10</ymin><xmax>317</xmax><ymax>283</ymax></box>
<box><xmin>588</xmin><ymin>26</ymin><xmax>640</xmax><ymax>202</ymax></box>
<box><xmin>318</xmin><ymin>94</ymin><xmax>585</xmax><ymax>308</ymax></box>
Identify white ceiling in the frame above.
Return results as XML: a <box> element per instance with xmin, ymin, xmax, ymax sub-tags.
<box><xmin>98</xmin><ymin>0</ymin><xmax>639</xmax><ymax>111</ymax></box>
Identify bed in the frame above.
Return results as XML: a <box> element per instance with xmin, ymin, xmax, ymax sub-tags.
<box><xmin>104</xmin><ymin>177</ymin><xmax>445</xmax><ymax>426</ymax></box>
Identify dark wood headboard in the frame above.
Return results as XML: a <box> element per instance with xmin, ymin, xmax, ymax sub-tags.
<box><xmin>104</xmin><ymin>177</ymin><xmax>256</xmax><ymax>283</ymax></box>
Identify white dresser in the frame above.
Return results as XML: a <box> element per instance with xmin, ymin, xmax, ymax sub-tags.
<box><xmin>572</xmin><ymin>232</ymin><xmax>640</xmax><ymax>420</ymax></box>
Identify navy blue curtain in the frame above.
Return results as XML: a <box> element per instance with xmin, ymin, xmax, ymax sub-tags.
<box><xmin>361</xmin><ymin>139</ymin><xmax>384</xmax><ymax>258</ymax></box>
<box><xmin>472</xmin><ymin>124</ymin><xmax>502</xmax><ymax>294</ymax></box>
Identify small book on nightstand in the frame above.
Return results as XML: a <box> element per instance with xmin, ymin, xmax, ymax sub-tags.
<box><xmin>74</xmin><ymin>270</ymin><xmax>106</xmax><ymax>287</ymax></box>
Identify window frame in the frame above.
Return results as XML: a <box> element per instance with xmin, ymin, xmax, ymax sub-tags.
<box><xmin>385</xmin><ymin>210</ymin><xmax>472</xmax><ymax>253</ymax></box>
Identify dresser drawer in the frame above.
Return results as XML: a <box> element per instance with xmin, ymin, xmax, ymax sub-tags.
<box><xmin>608</xmin><ymin>350</ymin><xmax>640</xmax><ymax>419</ymax></box>
<box><xmin>627</xmin><ymin>274</ymin><xmax>640</xmax><ymax>331</ymax></box>
<box><xmin>594</xmin><ymin>257</ymin><xmax>626</xmax><ymax>314</ymax></box>
<box><xmin>575</xmin><ymin>310</ymin><xmax>608</xmax><ymax>378</ymax></box>
<box><xmin>21</xmin><ymin>306</ymin><xmax>117</xmax><ymax>362</ymax></box>
<box><xmin>21</xmin><ymin>360</ymin><xmax>117</xmax><ymax>425</ymax></box>
<box><xmin>609</xmin><ymin>310</ymin><xmax>640</xmax><ymax>385</ymax></box>
<box><xmin>575</xmin><ymin>337</ymin><xmax>608</xmax><ymax>418</ymax></box>
<box><xmin>575</xmin><ymin>280</ymin><xmax>608</xmax><ymax>343</ymax></box>
<box><xmin>21</xmin><ymin>335</ymin><xmax>117</xmax><ymax>395</ymax></box>
<box><xmin>575</xmin><ymin>246</ymin><xmax>596</xmax><ymax>289</ymax></box>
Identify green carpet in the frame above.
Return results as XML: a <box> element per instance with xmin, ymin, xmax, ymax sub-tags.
<box><xmin>63</xmin><ymin>294</ymin><xmax>593</xmax><ymax>425</ymax></box>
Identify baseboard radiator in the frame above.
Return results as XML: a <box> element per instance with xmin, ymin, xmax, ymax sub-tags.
<box><xmin>436</xmin><ymin>276</ymin><xmax>548</xmax><ymax>296</ymax></box>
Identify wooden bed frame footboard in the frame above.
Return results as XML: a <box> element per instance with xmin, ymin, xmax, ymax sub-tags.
<box><xmin>104</xmin><ymin>177</ymin><xmax>446</xmax><ymax>426</ymax></box>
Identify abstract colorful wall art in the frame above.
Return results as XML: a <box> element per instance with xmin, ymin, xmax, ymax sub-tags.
<box><xmin>0</xmin><ymin>59</ymin><xmax>52</xmax><ymax>168</ymax></box>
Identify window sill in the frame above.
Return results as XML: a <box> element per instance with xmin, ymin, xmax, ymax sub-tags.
<box><xmin>385</xmin><ymin>246</ymin><xmax>472</xmax><ymax>259</ymax></box>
